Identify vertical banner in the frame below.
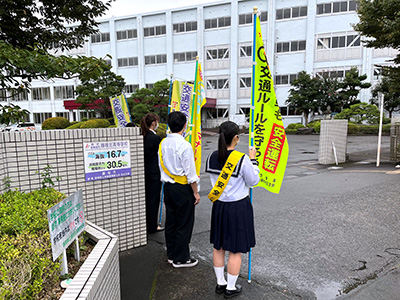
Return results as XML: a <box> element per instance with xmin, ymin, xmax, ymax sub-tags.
<box><xmin>110</xmin><ymin>94</ymin><xmax>132</xmax><ymax>127</ymax></box>
<box><xmin>180</xmin><ymin>83</ymin><xmax>194</xmax><ymax>138</ymax></box>
<box><xmin>189</xmin><ymin>62</ymin><xmax>207</xmax><ymax>177</ymax></box>
<box><xmin>250</xmin><ymin>14</ymin><xmax>289</xmax><ymax>194</ymax></box>
<box><xmin>170</xmin><ymin>80</ymin><xmax>184</xmax><ymax>112</ymax></box>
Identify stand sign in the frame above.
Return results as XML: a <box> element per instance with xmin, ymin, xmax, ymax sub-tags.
<box><xmin>47</xmin><ymin>190</ymin><xmax>85</xmax><ymax>261</ymax></box>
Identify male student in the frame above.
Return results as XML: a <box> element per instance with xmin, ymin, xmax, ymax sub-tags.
<box><xmin>158</xmin><ymin>111</ymin><xmax>200</xmax><ymax>268</ymax></box>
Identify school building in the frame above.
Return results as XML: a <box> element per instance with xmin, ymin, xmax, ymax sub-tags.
<box><xmin>2</xmin><ymin>0</ymin><xmax>398</xmax><ymax>127</ymax></box>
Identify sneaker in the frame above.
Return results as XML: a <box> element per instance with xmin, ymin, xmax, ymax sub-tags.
<box><xmin>167</xmin><ymin>258</ymin><xmax>173</xmax><ymax>264</ymax></box>
<box><xmin>172</xmin><ymin>258</ymin><xmax>198</xmax><ymax>268</ymax></box>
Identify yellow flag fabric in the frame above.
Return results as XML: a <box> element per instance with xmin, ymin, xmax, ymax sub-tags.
<box><xmin>250</xmin><ymin>14</ymin><xmax>289</xmax><ymax>194</ymax></box>
<box><xmin>188</xmin><ymin>62</ymin><xmax>207</xmax><ymax>177</ymax></box>
<box><xmin>110</xmin><ymin>94</ymin><xmax>132</xmax><ymax>127</ymax></box>
<box><xmin>170</xmin><ymin>80</ymin><xmax>184</xmax><ymax>112</ymax></box>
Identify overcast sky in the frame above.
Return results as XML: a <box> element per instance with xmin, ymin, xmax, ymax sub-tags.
<box><xmin>102</xmin><ymin>0</ymin><xmax>220</xmax><ymax>18</ymax></box>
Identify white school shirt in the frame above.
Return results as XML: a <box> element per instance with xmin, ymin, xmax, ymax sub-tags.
<box><xmin>206</xmin><ymin>151</ymin><xmax>260</xmax><ymax>202</ymax></box>
<box><xmin>158</xmin><ymin>133</ymin><xmax>199</xmax><ymax>184</ymax></box>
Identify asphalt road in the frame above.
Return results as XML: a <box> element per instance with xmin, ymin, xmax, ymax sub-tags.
<box><xmin>188</xmin><ymin>134</ymin><xmax>400</xmax><ymax>299</ymax></box>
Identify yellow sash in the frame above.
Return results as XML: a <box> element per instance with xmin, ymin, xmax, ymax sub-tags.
<box><xmin>208</xmin><ymin>151</ymin><xmax>245</xmax><ymax>202</ymax></box>
<box><xmin>158</xmin><ymin>139</ymin><xmax>188</xmax><ymax>185</ymax></box>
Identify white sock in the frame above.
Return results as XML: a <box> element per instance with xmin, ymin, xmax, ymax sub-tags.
<box><xmin>213</xmin><ymin>266</ymin><xmax>227</xmax><ymax>285</ymax></box>
<box><xmin>227</xmin><ymin>273</ymin><xmax>238</xmax><ymax>290</ymax></box>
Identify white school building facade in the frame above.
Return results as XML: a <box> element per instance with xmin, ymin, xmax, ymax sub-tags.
<box><xmin>2</xmin><ymin>0</ymin><xmax>398</xmax><ymax>127</ymax></box>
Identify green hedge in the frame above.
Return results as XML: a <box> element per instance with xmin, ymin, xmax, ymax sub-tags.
<box><xmin>358</xmin><ymin>124</ymin><xmax>379</xmax><ymax>134</ymax></box>
<box><xmin>66</xmin><ymin>121</ymin><xmax>85</xmax><ymax>129</ymax></box>
<box><xmin>285</xmin><ymin>128</ymin><xmax>297</xmax><ymax>134</ymax></box>
<box><xmin>0</xmin><ymin>189</ymin><xmax>65</xmax><ymax>299</ymax></box>
<box><xmin>286</xmin><ymin>123</ymin><xmax>305</xmax><ymax>130</ymax></box>
<box><xmin>42</xmin><ymin>117</ymin><xmax>70</xmax><ymax>130</ymax></box>
<box><xmin>347</xmin><ymin>123</ymin><xmax>360</xmax><ymax>134</ymax></box>
<box><xmin>80</xmin><ymin>119</ymin><xmax>110</xmax><ymax>129</ymax></box>
<box><xmin>307</xmin><ymin>120</ymin><xmax>321</xmax><ymax>133</ymax></box>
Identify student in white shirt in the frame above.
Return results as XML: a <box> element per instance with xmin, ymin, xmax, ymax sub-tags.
<box><xmin>205</xmin><ymin>121</ymin><xmax>259</xmax><ymax>298</ymax></box>
<box><xmin>159</xmin><ymin>111</ymin><xmax>200</xmax><ymax>268</ymax></box>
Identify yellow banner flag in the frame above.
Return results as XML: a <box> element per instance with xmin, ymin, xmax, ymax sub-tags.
<box><xmin>110</xmin><ymin>94</ymin><xmax>132</xmax><ymax>127</ymax></box>
<box><xmin>250</xmin><ymin>14</ymin><xmax>289</xmax><ymax>194</ymax></box>
<box><xmin>170</xmin><ymin>80</ymin><xmax>184</xmax><ymax>112</ymax></box>
<box><xmin>188</xmin><ymin>62</ymin><xmax>207</xmax><ymax>177</ymax></box>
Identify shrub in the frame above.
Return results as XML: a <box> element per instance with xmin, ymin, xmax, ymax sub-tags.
<box><xmin>80</xmin><ymin>119</ymin><xmax>110</xmax><ymax>129</ymax></box>
<box><xmin>156</xmin><ymin>123</ymin><xmax>167</xmax><ymax>139</ymax></box>
<box><xmin>285</xmin><ymin>128</ymin><xmax>297</xmax><ymax>134</ymax></box>
<box><xmin>108</xmin><ymin>125</ymin><xmax>117</xmax><ymax>128</ymax></box>
<box><xmin>307</xmin><ymin>120</ymin><xmax>321</xmax><ymax>133</ymax></box>
<box><xmin>66</xmin><ymin>122</ymin><xmax>85</xmax><ymax>129</ymax></box>
<box><xmin>358</xmin><ymin>125</ymin><xmax>379</xmax><ymax>134</ymax></box>
<box><xmin>286</xmin><ymin>123</ymin><xmax>305</xmax><ymax>130</ymax></box>
<box><xmin>42</xmin><ymin>117</ymin><xmax>70</xmax><ymax>130</ymax></box>
<box><xmin>0</xmin><ymin>189</ymin><xmax>65</xmax><ymax>299</ymax></box>
<box><xmin>347</xmin><ymin>123</ymin><xmax>359</xmax><ymax>134</ymax></box>
<box><xmin>383</xmin><ymin>117</ymin><xmax>391</xmax><ymax>125</ymax></box>
<box><xmin>383</xmin><ymin>124</ymin><xmax>391</xmax><ymax>134</ymax></box>
<box><xmin>107</xmin><ymin>117</ymin><xmax>115</xmax><ymax>125</ymax></box>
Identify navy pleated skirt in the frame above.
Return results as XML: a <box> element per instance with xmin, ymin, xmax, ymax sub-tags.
<box><xmin>210</xmin><ymin>196</ymin><xmax>255</xmax><ymax>253</ymax></box>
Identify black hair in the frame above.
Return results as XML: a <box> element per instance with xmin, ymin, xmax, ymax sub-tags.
<box><xmin>168</xmin><ymin>111</ymin><xmax>187</xmax><ymax>133</ymax></box>
<box><xmin>140</xmin><ymin>113</ymin><xmax>159</xmax><ymax>136</ymax></box>
<box><xmin>218</xmin><ymin>121</ymin><xmax>240</xmax><ymax>165</ymax></box>
<box><xmin>126</xmin><ymin>122</ymin><xmax>136</xmax><ymax>127</ymax></box>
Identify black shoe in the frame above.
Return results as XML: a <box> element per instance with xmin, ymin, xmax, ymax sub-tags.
<box><xmin>215</xmin><ymin>284</ymin><xmax>227</xmax><ymax>294</ymax></box>
<box><xmin>172</xmin><ymin>258</ymin><xmax>198</xmax><ymax>268</ymax></box>
<box><xmin>224</xmin><ymin>285</ymin><xmax>242</xmax><ymax>298</ymax></box>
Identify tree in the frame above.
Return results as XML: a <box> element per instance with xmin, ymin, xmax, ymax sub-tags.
<box><xmin>338</xmin><ymin>67</ymin><xmax>371</xmax><ymax>109</ymax></box>
<box><xmin>317</xmin><ymin>76</ymin><xmax>342</xmax><ymax>114</ymax></box>
<box><xmin>128</xmin><ymin>79</ymin><xmax>171</xmax><ymax>123</ymax></box>
<box><xmin>75</xmin><ymin>68</ymin><xmax>126</xmax><ymax>118</ymax></box>
<box><xmin>354</xmin><ymin>0</ymin><xmax>400</xmax><ymax>64</ymax></box>
<box><xmin>286</xmin><ymin>72</ymin><xmax>320</xmax><ymax>125</ymax></box>
<box><xmin>334</xmin><ymin>102</ymin><xmax>380</xmax><ymax>124</ymax></box>
<box><xmin>0</xmin><ymin>0</ymin><xmax>114</xmax><ymax>99</ymax></box>
<box><xmin>0</xmin><ymin>103</ymin><xmax>30</xmax><ymax>125</ymax></box>
<box><xmin>371</xmin><ymin>75</ymin><xmax>400</xmax><ymax>118</ymax></box>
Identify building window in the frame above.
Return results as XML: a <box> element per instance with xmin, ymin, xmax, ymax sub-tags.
<box><xmin>145</xmin><ymin>83</ymin><xmax>154</xmax><ymax>89</ymax></box>
<box><xmin>173</xmin><ymin>21</ymin><xmax>197</xmax><ymax>33</ymax></box>
<box><xmin>239</xmin><ymin>77</ymin><xmax>252</xmax><ymax>88</ymax></box>
<box><xmin>118</xmin><ymin>57</ymin><xmax>138</xmax><ymax>67</ymax></box>
<box><xmin>276</xmin><ymin>40</ymin><xmax>306</xmax><ymax>53</ymax></box>
<box><xmin>239</xmin><ymin>45</ymin><xmax>252</xmax><ymax>58</ymax></box>
<box><xmin>275</xmin><ymin>74</ymin><xmax>299</xmax><ymax>85</ymax></box>
<box><xmin>91</xmin><ymin>32</ymin><xmax>110</xmax><ymax>43</ymax></box>
<box><xmin>9</xmin><ymin>89</ymin><xmax>29</xmax><ymax>101</ymax></box>
<box><xmin>144</xmin><ymin>54</ymin><xmax>167</xmax><ymax>65</ymax></box>
<box><xmin>144</xmin><ymin>25</ymin><xmax>166</xmax><ymax>37</ymax></box>
<box><xmin>32</xmin><ymin>87</ymin><xmax>51</xmax><ymax>101</ymax></box>
<box><xmin>317</xmin><ymin>1</ymin><xmax>357</xmax><ymax>15</ymax></box>
<box><xmin>56</xmin><ymin>112</ymin><xmax>69</xmax><ymax>119</ymax></box>
<box><xmin>34</xmin><ymin>112</ymin><xmax>52</xmax><ymax>124</ymax></box>
<box><xmin>317</xmin><ymin>34</ymin><xmax>360</xmax><ymax>50</ymax></box>
<box><xmin>105</xmin><ymin>59</ymin><xmax>112</xmax><ymax>66</ymax></box>
<box><xmin>116</xmin><ymin>29</ymin><xmax>137</xmax><ymax>40</ymax></box>
<box><xmin>206</xmin><ymin>47</ymin><xmax>230</xmax><ymax>60</ymax></box>
<box><xmin>315</xmin><ymin>67</ymin><xmax>356</xmax><ymax>79</ymax></box>
<box><xmin>206</xmin><ymin>78</ymin><xmax>229</xmax><ymax>90</ymax></box>
<box><xmin>54</xmin><ymin>85</ymin><xmax>74</xmax><ymax>100</ymax></box>
<box><xmin>124</xmin><ymin>84</ymin><xmax>139</xmax><ymax>94</ymax></box>
<box><xmin>276</xmin><ymin>6</ymin><xmax>307</xmax><ymax>20</ymax></box>
<box><xmin>205</xmin><ymin>16</ymin><xmax>231</xmax><ymax>29</ymax></box>
<box><xmin>239</xmin><ymin>13</ymin><xmax>253</xmax><ymax>25</ymax></box>
<box><xmin>173</xmin><ymin>51</ymin><xmax>197</xmax><ymax>62</ymax></box>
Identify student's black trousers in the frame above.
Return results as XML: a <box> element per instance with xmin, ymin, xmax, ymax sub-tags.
<box><xmin>145</xmin><ymin>173</ymin><xmax>162</xmax><ymax>234</ymax></box>
<box><xmin>164</xmin><ymin>182</ymin><xmax>195</xmax><ymax>263</ymax></box>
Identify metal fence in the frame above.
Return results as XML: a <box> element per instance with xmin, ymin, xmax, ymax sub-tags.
<box><xmin>390</xmin><ymin>123</ymin><xmax>400</xmax><ymax>162</ymax></box>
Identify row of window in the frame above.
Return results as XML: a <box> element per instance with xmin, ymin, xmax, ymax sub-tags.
<box><xmin>276</xmin><ymin>40</ymin><xmax>306</xmax><ymax>53</ymax></box>
<box><xmin>174</xmin><ymin>51</ymin><xmax>197</xmax><ymax>62</ymax></box>
<box><xmin>173</xmin><ymin>21</ymin><xmax>197</xmax><ymax>33</ymax></box>
<box><xmin>238</xmin><ymin>11</ymin><xmax>268</xmax><ymax>25</ymax></box>
<box><xmin>275</xmin><ymin>74</ymin><xmax>300</xmax><ymax>85</ymax></box>
<box><xmin>317</xmin><ymin>1</ymin><xmax>357</xmax><ymax>15</ymax></box>
<box><xmin>117</xmin><ymin>29</ymin><xmax>137</xmax><ymax>40</ymax></box>
<box><xmin>276</xmin><ymin>6</ymin><xmax>307</xmax><ymax>20</ymax></box>
<box><xmin>144</xmin><ymin>54</ymin><xmax>167</xmax><ymax>65</ymax></box>
<box><xmin>118</xmin><ymin>57</ymin><xmax>138</xmax><ymax>67</ymax></box>
<box><xmin>124</xmin><ymin>84</ymin><xmax>140</xmax><ymax>94</ymax></box>
<box><xmin>317</xmin><ymin>34</ymin><xmax>360</xmax><ymax>49</ymax></box>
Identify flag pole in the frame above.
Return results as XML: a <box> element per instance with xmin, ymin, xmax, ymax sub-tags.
<box><xmin>159</xmin><ymin>73</ymin><xmax>174</xmax><ymax>226</ymax></box>
<box><xmin>248</xmin><ymin>6</ymin><xmax>258</xmax><ymax>284</ymax></box>
<box><xmin>189</xmin><ymin>57</ymin><xmax>199</xmax><ymax>144</ymax></box>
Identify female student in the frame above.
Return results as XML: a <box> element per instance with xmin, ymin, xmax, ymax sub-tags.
<box><xmin>205</xmin><ymin>121</ymin><xmax>259</xmax><ymax>298</ymax></box>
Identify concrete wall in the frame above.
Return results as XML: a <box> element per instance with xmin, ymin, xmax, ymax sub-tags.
<box><xmin>0</xmin><ymin>128</ymin><xmax>146</xmax><ymax>251</ymax></box>
<box><xmin>60</xmin><ymin>221</ymin><xmax>120</xmax><ymax>300</ymax></box>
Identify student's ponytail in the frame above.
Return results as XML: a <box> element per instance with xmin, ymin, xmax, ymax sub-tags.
<box><xmin>218</xmin><ymin>121</ymin><xmax>240</xmax><ymax>165</ymax></box>
<box><xmin>140</xmin><ymin>113</ymin><xmax>159</xmax><ymax>136</ymax></box>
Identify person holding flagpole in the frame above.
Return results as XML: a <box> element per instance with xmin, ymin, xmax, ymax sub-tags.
<box><xmin>205</xmin><ymin>121</ymin><xmax>259</xmax><ymax>298</ymax></box>
<box><xmin>159</xmin><ymin>111</ymin><xmax>200</xmax><ymax>268</ymax></box>
<box><xmin>140</xmin><ymin>113</ymin><xmax>163</xmax><ymax>234</ymax></box>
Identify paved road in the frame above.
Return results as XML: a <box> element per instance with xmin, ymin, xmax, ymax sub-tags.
<box><xmin>121</xmin><ymin>134</ymin><xmax>400</xmax><ymax>300</ymax></box>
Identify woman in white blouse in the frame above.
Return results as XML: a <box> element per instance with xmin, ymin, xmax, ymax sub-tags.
<box><xmin>206</xmin><ymin>121</ymin><xmax>259</xmax><ymax>298</ymax></box>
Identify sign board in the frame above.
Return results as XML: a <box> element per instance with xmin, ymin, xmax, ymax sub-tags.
<box><xmin>83</xmin><ymin>140</ymin><xmax>131</xmax><ymax>181</ymax></box>
<box><xmin>47</xmin><ymin>190</ymin><xmax>85</xmax><ymax>261</ymax></box>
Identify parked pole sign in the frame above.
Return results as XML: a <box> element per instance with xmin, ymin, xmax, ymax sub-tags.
<box><xmin>47</xmin><ymin>190</ymin><xmax>85</xmax><ymax>261</ymax></box>
<box><xmin>83</xmin><ymin>140</ymin><xmax>131</xmax><ymax>181</ymax></box>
